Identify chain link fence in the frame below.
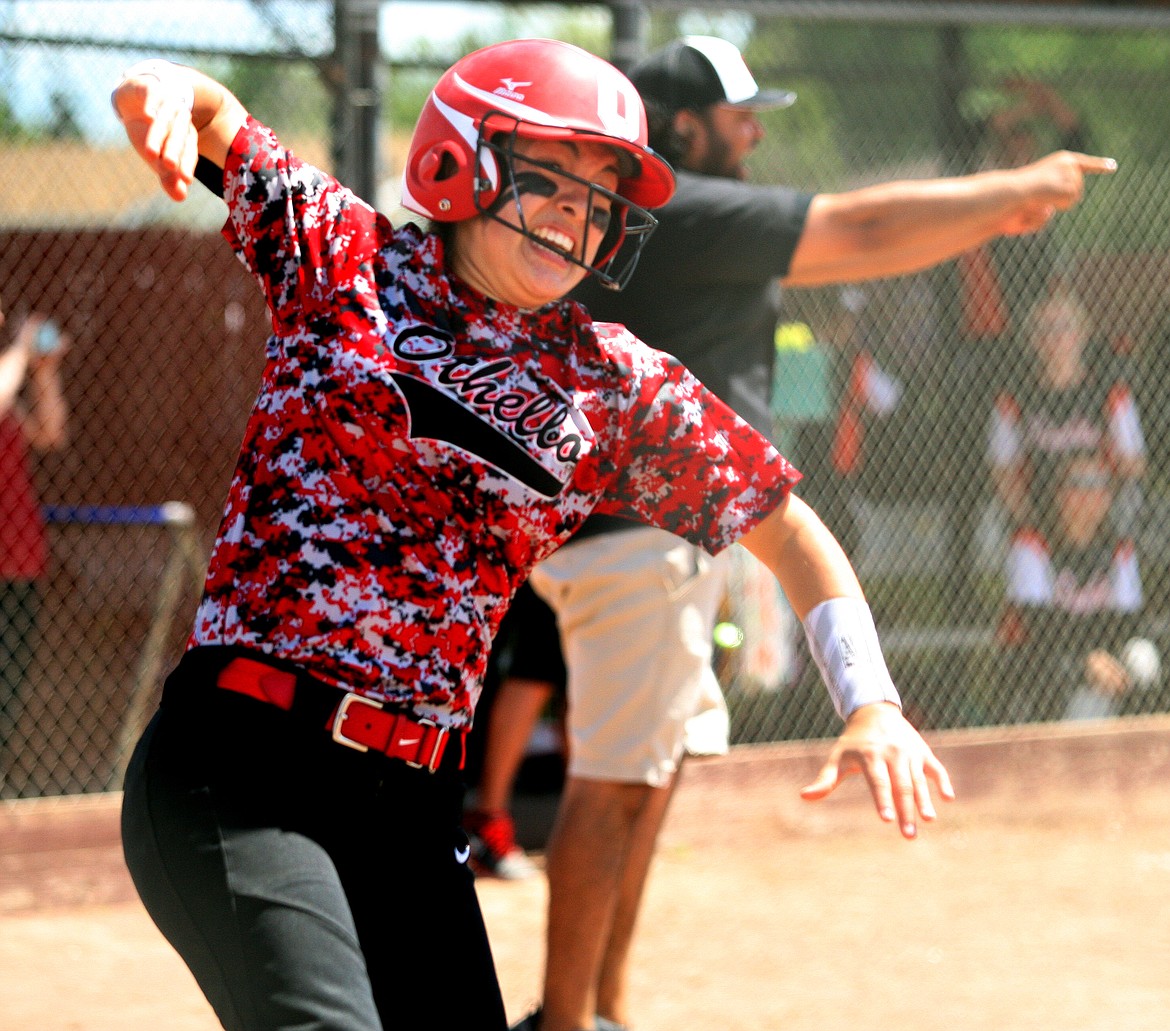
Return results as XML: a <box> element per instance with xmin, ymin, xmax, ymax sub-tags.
<box><xmin>2</xmin><ymin>2</ymin><xmax>1170</xmax><ymax>798</ymax></box>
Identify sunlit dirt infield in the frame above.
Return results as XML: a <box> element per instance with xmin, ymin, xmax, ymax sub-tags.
<box><xmin>3</xmin><ymin>716</ymin><xmax>1170</xmax><ymax>1031</ymax></box>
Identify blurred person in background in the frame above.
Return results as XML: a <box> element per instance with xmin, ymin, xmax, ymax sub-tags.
<box><xmin>787</xmin><ymin>286</ymin><xmax>903</xmax><ymax>561</ymax></box>
<box><xmin>988</xmin><ymin>77</ymin><xmax>1088</xmax><ymax>172</ymax></box>
<box><xmin>956</xmin><ymin>77</ymin><xmax>1090</xmax><ymax>341</ymax></box>
<box><xmin>505</xmin><ymin>35</ymin><xmax>1114</xmax><ymax>1031</ymax></box>
<box><xmin>989</xmin><ymin>286</ymin><xmax>1149</xmax><ymax>723</ymax></box>
<box><xmin>943</xmin><ymin>76</ymin><xmax>1092</xmax><ymax>606</ymax></box>
<box><xmin>0</xmin><ymin>305</ymin><xmax>68</xmax><ymax>796</ymax></box>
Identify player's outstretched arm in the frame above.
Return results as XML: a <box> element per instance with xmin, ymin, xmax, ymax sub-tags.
<box><xmin>111</xmin><ymin>61</ymin><xmax>247</xmax><ymax>202</ymax></box>
<box><xmin>737</xmin><ymin>493</ymin><xmax>955</xmax><ymax>838</ymax></box>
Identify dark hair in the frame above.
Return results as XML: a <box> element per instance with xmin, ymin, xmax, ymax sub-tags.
<box><xmin>643</xmin><ymin>97</ymin><xmax>691</xmax><ymax>167</ymax></box>
<box><xmin>429</xmin><ymin>219</ymin><xmax>456</xmax><ymax>246</ymax></box>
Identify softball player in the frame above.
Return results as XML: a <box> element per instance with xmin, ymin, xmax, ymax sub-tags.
<box><xmin>112</xmin><ymin>39</ymin><xmax>951</xmax><ymax>1031</ymax></box>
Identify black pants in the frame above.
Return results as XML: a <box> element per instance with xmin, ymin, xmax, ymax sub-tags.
<box><xmin>121</xmin><ymin>650</ymin><xmax>508</xmax><ymax>1031</ymax></box>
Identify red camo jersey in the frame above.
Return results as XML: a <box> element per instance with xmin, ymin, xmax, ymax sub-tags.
<box><xmin>190</xmin><ymin>117</ymin><xmax>800</xmax><ymax>729</ymax></box>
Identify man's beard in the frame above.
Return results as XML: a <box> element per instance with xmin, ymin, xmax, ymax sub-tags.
<box><xmin>691</xmin><ymin>116</ymin><xmax>749</xmax><ymax>180</ymax></box>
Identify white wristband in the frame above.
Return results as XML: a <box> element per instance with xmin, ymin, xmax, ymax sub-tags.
<box><xmin>802</xmin><ymin>597</ymin><xmax>901</xmax><ymax>719</ymax></box>
<box><xmin>113</xmin><ymin>59</ymin><xmax>195</xmax><ymax>115</ymax></box>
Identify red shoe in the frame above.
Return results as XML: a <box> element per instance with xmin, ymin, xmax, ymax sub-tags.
<box><xmin>463</xmin><ymin>808</ymin><xmax>538</xmax><ymax>880</ymax></box>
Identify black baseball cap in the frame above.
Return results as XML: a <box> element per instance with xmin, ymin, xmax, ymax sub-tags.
<box><xmin>630</xmin><ymin>35</ymin><xmax>796</xmax><ymax>114</ymax></box>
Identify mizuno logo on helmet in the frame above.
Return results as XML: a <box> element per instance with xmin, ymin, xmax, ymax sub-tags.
<box><xmin>496</xmin><ymin>78</ymin><xmax>532</xmax><ymax>101</ymax></box>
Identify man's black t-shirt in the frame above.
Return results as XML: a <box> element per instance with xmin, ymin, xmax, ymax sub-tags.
<box><xmin>570</xmin><ymin>169</ymin><xmax>812</xmax><ymax>539</ymax></box>
<box><xmin>574</xmin><ymin>169</ymin><xmax>814</xmax><ymax>439</ymax></box>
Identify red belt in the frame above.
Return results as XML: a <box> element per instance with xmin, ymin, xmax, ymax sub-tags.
<box><xmin>216</xmin><ymin>656</ymin><xmax>453</xmax><ymax>773</ymax></box>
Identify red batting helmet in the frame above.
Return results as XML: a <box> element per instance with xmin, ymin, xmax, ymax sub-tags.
<box><xmin>401</xmin><ymin>38</ymin><xmax>676</xmax><ymax>290</ymax></box>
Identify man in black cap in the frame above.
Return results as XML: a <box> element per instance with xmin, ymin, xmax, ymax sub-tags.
<box><xmin>507</xmin><ymin>34</ymin><xmax>1114</xmax><ymax>1031</ymax></box>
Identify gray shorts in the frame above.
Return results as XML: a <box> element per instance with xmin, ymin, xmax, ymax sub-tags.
<box><xmin>529</xmin><ymin>526</ymin><xmax>730</xmax><ymax>787</ymax></box>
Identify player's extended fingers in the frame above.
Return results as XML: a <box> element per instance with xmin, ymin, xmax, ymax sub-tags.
<box><xmin>924</xmin><ymin>748</ymin><xmax>956</xmax><ymax>803</ymax></box>
<box><xmin>798</xmin><ymin>757</ymin><xmax>843</xmax><ymax>802</ymax></box>
<box><xmin>131</xmin><ymin>80</ymin><xmax>192</xmax><ymax>169</ymax></box>
<box><xmin>170</xmin><ymin>118</ymin><xmax>199</xmax><ymax>187</ymax></box>
<box><xmin>137</xmin><ymin>108</ymin><xmax>196</xmax><ymax>201</ymax></box>
<box><xmin>159</xmin><ymin>167</ymin><xmax>191</xmax><ymax>203</ymax></box>
<box><xmin>139</xmin><ymin>111</ymin><xmax>169</xmax><ymax>162</ymax></box>
<box><xmin>157</xmin><ymin>112</ymin><xmax>187</xmax><ymax>171</ymax></box>
<box><xmin>901</xmin><ymin>746</ymin><xmax>957</xmax><ymax>833</ymax></box>
<box><xmin>904</xmin><ymin>756</ymin><xmax>941</xmax><ymax>832</ymax></box>
<box><xmin>154</xmin><ymin>100</ymin><xmax>197</xmax><ymax>173</ymax></box>
<box><xmin>137</xmin><ymin>86</ymin><xmax>179</xmax><ymax>160</ymax></box>
<box><xmin>801</xmin><ymin>739</ymin><xmax>901</xmax><ymax>826</ymax></box>
<box><xmin>875</xmin><ymin>757</ymin><xmax>918</xmax><ymax>839</ymax></box>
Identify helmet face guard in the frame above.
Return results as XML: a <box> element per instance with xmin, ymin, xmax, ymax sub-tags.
<box><xmin>474</xmin><ymin>115</ymin><xmax>659</xmax><ymax>292</ymax></box>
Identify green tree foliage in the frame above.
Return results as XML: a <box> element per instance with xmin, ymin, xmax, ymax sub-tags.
<box><xmin>219</xmin><ymin>57</ymin><xmax>331</xmax><ymax>142</ymax></box>
<box><xmin>382</xmin><ymin>4</ymin><xmax>612</xmax><ymax>136</ymax></box>
<box><xmin>0</xmin><ymin>93</ymin><xmax>31</xmax><ymax>141</ymax></box>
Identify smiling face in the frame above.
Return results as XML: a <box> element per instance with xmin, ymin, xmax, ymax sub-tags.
<box><xmin>448</xmin><ymin>138</ymin><xmax>623</xmax><ymax>310</ymax></box>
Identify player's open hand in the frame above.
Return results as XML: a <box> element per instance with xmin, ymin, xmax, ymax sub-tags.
<box><xmin>800</xmin><ymin>701</ymin><xmax>954</xmax><ymax>839</ymax></box>
<box><xmin>112</xmin><ymin>74</ymin><xmax>199</xmax><ymax>203</ymax></box>
<box><xmin>997</xmin><ymin>150</ymin><xmax>1117</xmax><ymax>236</ymax></box>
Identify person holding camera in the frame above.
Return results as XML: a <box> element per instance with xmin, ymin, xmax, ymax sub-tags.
<box><xmin>0</xmin><ymin>305</ymin><xmax>68</xmax><ymax>794</ymax></box>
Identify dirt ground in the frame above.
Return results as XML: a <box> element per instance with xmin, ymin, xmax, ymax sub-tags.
<box><xmin>3</xmin><ymin>718</ymin><xmax>1170</xmax><ymax>1031</ymax></box>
